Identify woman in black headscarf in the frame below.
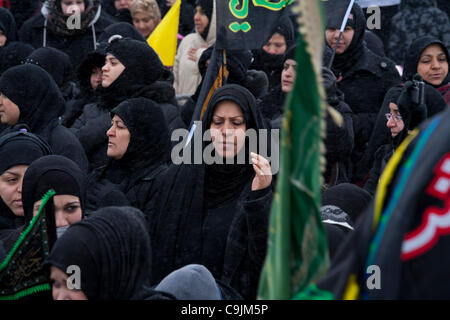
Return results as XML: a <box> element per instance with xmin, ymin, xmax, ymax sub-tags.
<box><xmin>85</xmin><ymin>97</ymin><xmax>171</xmax><ymax>214</ymax></box>
<box><xmin>25</xmin><ymin>47</ymin><xmax>79</xmax><ymax>102</ymax></box>
<box><xmin>359</xmin><ymin>40</ymin><xmax>448</xmax><ymax>184</ymax></box>
<box><xmin>323</xmin><ymin>0</ymin><xmax>401</xmax><ymax>184</ymax></box>
<box><xmin>0</xmin><ymin>64</ymin><xmax>89</xmax><ymax>173</ymax></box>
<box><xmin>45</xmin><ymin>206</ymin><xmax>175</xmax><ymax>300</ymax></box>
<box><xmin>0</xmin><ymin>131</ymin><xmax>52</xmax><ymax>231</ymax></box>
<box><xmin>403</xmin><ymin>36</ymin><xmax>450</xmax><ymax>105</ymax></box>
<box><xmin>249</xmin><ymin>15</ymin><xmax>296</xmax><ymax>91</ymax></box>
<box><xmin>0</xmin><ymin>154</ymin><xmax>85</xmax><ymax>253</ymax></box>
<box><xmin>18</xmin><ymin>0</ymin><xmax>113</xmax><ymax>68</ymax></box>
<box><xmin>70</xmin><ymin>37</ymin><xmax>184</xmax><ymax>171</ymax></box>
<box><xmin>363</xmin><ymin>83</ymin><xmax>441</xmax><ymax>195</ymax></box>
<box><xmin>150</xmin><ymin>84</ymin><xmax>273</xmax><ymax>300</ymax></box>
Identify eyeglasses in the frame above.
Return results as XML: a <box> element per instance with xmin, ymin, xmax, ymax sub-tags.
<box><xmin>385</xmin><ymin>113</ymin><xmax>402</xmax><ymax>122</ymax></box>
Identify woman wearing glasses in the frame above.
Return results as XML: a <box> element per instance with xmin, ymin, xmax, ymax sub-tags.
<box><xmin>364</xmin><ymin>86</ymin><xmax>416</xmax><ymax>195</ymax></box>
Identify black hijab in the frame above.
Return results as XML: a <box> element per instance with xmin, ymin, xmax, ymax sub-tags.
<box><xmin>106</xmin><ymin>97</ymin><xmax>171</xmax><ymax>182</ymax></box>
<box><xmin>25</xmin><ymin>47</ymin><xmax>75</xmax><ymax>90</ymax></box>
<box><xmin>96</xmin><ymin>37</ymin><xmax>166</xmax><ymax>109</ymax></box>
<box><xmin>22</xmin><ymin>155</ymin><xmax>87</xmax><ymax>226</ymax></box>
<box><xmin>97</xmin><ymin>22</ymin><xmax>147</xmax><ymax>44</ymax></box>
<box><xmin>202</xmin><ymin>84</ymin><xmax>266</xmax><ymax>208</ymax></box>
<box><xmin>45</xmin><ymin>206</ymin><xmax>166</xmax><ymax>300</ymax></box>
<box><xmin>0</xmin><ymin>7</ymin><xmax>17</xmax><ymax>45</ymax></box>
<box><xmin>403</xmin><ymin>36</ymin><xmax>450</xmax><ymax>87</ymax></box>
<box><xmin>0</xmin><ymin>64</ymin><xmax>65</xmax><ymax>140</ymax></box>
<box><xmin>0</xmin><ymin>42</ymin><xmax>34</xmax><ymax>75</ymax></box>
<box><xmin>324</xmin><ymin>0</ymin><xmax>366</xmax><ymax>75</ymax></box>
<box><xmin>0</xmin><ymin>132</ymin><xmax>52</xmax><ymax>229</ymax></box>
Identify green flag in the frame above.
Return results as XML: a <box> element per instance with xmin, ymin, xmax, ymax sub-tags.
<box><xmin>257</xmin><ymin>0</ymin><xmax>330</xmax><ymax>300</ymax></box>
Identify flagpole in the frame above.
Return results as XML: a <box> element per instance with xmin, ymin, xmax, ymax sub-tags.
<box><xmin>327</xmin><ymin>0</ymin><xmax>355</xmax><ymax>69</ymax></box>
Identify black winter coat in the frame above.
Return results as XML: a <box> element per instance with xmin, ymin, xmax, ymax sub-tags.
<box><xmin>335</xmin><ymin>47</ymin><xmax>401</xmax><ymax>182</ymax></box>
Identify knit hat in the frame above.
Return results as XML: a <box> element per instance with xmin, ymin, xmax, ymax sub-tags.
<box><xmin>0</xmin><ymin>42</ymin><xmax>34</xmax><ymax>75</ymax></box>
<box><xmin>25</xmin><ymin>47</ymin><xmax>74</xmax><ymax>89</ymax></box>
<box><xmin>0</xmin><ymin>131</ymin><xmax>52</xmax><ymax>175</ymax></box>
<box><xmin>322</xmin><ymin>183</ymin><xmax>372</xmax><ymax>224</ymax></box>
<box><xmin>105</xmin><ymin>37</ymin><xmax>164</xmax><ymax>86</ymax></box>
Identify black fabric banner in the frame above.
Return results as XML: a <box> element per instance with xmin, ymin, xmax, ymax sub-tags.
<box><xmin>216</xmin><ymin>0</ymin><xmax>294</xmax><ymax>50</ymax></box>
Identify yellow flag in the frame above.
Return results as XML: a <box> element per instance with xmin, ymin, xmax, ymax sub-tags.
<box><xmin>147</xmin><ymin>0</ymin><xmax>180</xmax><ymax>67</ymax></box>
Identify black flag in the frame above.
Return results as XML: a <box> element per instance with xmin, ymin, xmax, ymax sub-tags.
<box><xmin>216</xmin><ymin>0</ymin><xmax>294</xmax><ymax>50</ymax></box>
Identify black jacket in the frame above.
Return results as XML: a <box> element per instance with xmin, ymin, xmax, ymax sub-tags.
<box><xmin>18</xmin><ymin>2</ymin><xmax>112</xmax><ymax>68</ymax></box>
<box><xmin>0</xmin><ymin>64</ymin><xmax>88</xmax><ymax>173</ymax></box>
<box><xmin>149</xmin><ymin>85</ymin><xmax>273</xmax><ymax>300</ymax></box>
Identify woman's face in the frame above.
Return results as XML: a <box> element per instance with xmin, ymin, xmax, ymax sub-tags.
<box><xmin>0</xmin><ymin>165</ymin><xmax>27</xmax><ymax>216</ymax></box>
<box><xmin>90</xmin><ymin>67</ymin><xmax>102</xmax><ymax>90</ymax></box>
<box><xmin>386</xmin><ymin>102</ymin><xmax>405</xmax><ymax>138</ymax></box>
<box><xmin>50</xmin><ymin>266</ymin><xmax>88</xmax><ymax>300</ymax></box>
<box><xmin>33</xmin><ymin>194</ymin><xmax>82</xmax><ymax>227</ymax></box>
<box><xmin>325</xmin><ymin>26</ymin><xmax>355</xmax><ymax>55</ymax></box>
<box><xmin>263</xmin><ymin>32</ymin><xmax>287</xmax><ymax>55</ymax></box>
<box><xmin>61</xmin><ymin>0</ymin><xmax>86</xmax><ymax>16</ymax></box>
<box><xmin>417</xmin><ymin>44</ymin><xmax>449</xmax><ymax>86</ymax></box>
<box><xmin>132</xmin><ymin>12</ymin><xmax>159</xmax><ymax>39</ymax></box>
<box><xmin>210</xmin><ymin>101</ymin><xmax>247</xmax><ymax>159</ymax></box>
<box><xmin>115</xmin><ymin>0</ymin><xmax>131</xmax><ymax>10</ymax></box>
<box><xmin>0</xmin><ymin>93</ymin><xmax>20</xmax><ymax>126</ymax></box>
<box><xmin>106</xmin><ymin>115</ymin><xmax>130</xmax><ymax>160</ymax></box>
<box><xmin>101</xmin><ymin>54</ymin><xmax>125</xmax><ymax>88</ymax></box>
<box><xmin>194</xmin><ymin>6</ymin><xmax>209</xmax><ymax>35</ymax></box>
<box><xmin>281</xmin><ymin>58</ymin><xmax>297</xmax><ymax>93</ymax></box>
<box><xmin>0</xmin><ymin>30</ymin><xmax>7</xmax><ymax>47</ymax></box>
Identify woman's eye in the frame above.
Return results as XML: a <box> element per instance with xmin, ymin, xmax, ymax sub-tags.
<box><xmin>233</xmin><ymin>122</ymin><xmax>243</xmax><ymax>126</ymax></box>
<box><xmin>7</xmin><ymin>178</ymin><xmax>17</xmax><ymax>183</ymax></box>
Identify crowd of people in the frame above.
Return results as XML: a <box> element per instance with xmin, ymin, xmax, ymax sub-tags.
<box><xmin>0</xmin><ymin>0</ymin><xmax>448</xmax><ymax>300</ymax></box>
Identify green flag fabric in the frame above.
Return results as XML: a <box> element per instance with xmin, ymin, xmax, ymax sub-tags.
<box><xmin>257</xmin><ymin>0</ymin><xmax>330</xmax><ymax>300</ymax></box>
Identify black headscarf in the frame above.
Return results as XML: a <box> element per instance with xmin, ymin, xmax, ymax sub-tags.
<box><xmin>324</xmin><ymin>1</ymin><xmax>366</xmax><ymax>75</ymax></box>
<box><xmin>403</xmin><ymin>36</ymin><xmax>450</xmax><ymax>87</ymax></box>
<box><xmin>97</xmin><ymin>22</ymin><xmax>147</xmax><ymax>44</ymax></box>
<box><xmin>107</xmin><ymin>97</ymin><xmax>171</xmax><ymax>179</ymax></box>
<box><xmin>202</xmin><ymin>84</ymin><xmax>266</xmax><ymax>208</ymax></box>
<box><xmin>22</xmin><ymin>155</ymin><xmax>87</xmax><ymax>226</ymax></box>
<box><xmin>250</xmin><ymin>16</ymin><xmax>295</xmax><ymax>89</ymax></box>
<box><xmin>96</xmin><ymin>37</ymin><xmax>166</xmax><ymax>109</ymax></box>
<box><xmin>25</xmin><ymin>47</ymin><xmax>75</xmax><ymax>90</ymax></box>
<box><xmin>0</xmin><ymin>7</ymin><xmax>17</xmax><ymax>45</ymax></box>
<box><xmin>0</xmin><ymin>64</ymin><xmax>66</xmax><ymax>139</ymax></box>
<box><xmin>0</xmin><ymin>41</ymin><xmax>34</xmax><ymax>75</ymax></box>
<box><xmin>0</xmin><ymin>131</ymin><xmax>52</xmax><ymax>228</ymax></box>
<box><xmin>45</xmin><ymin>206</ymin><xmax>165</xmax><ymax>300</ymax></box>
